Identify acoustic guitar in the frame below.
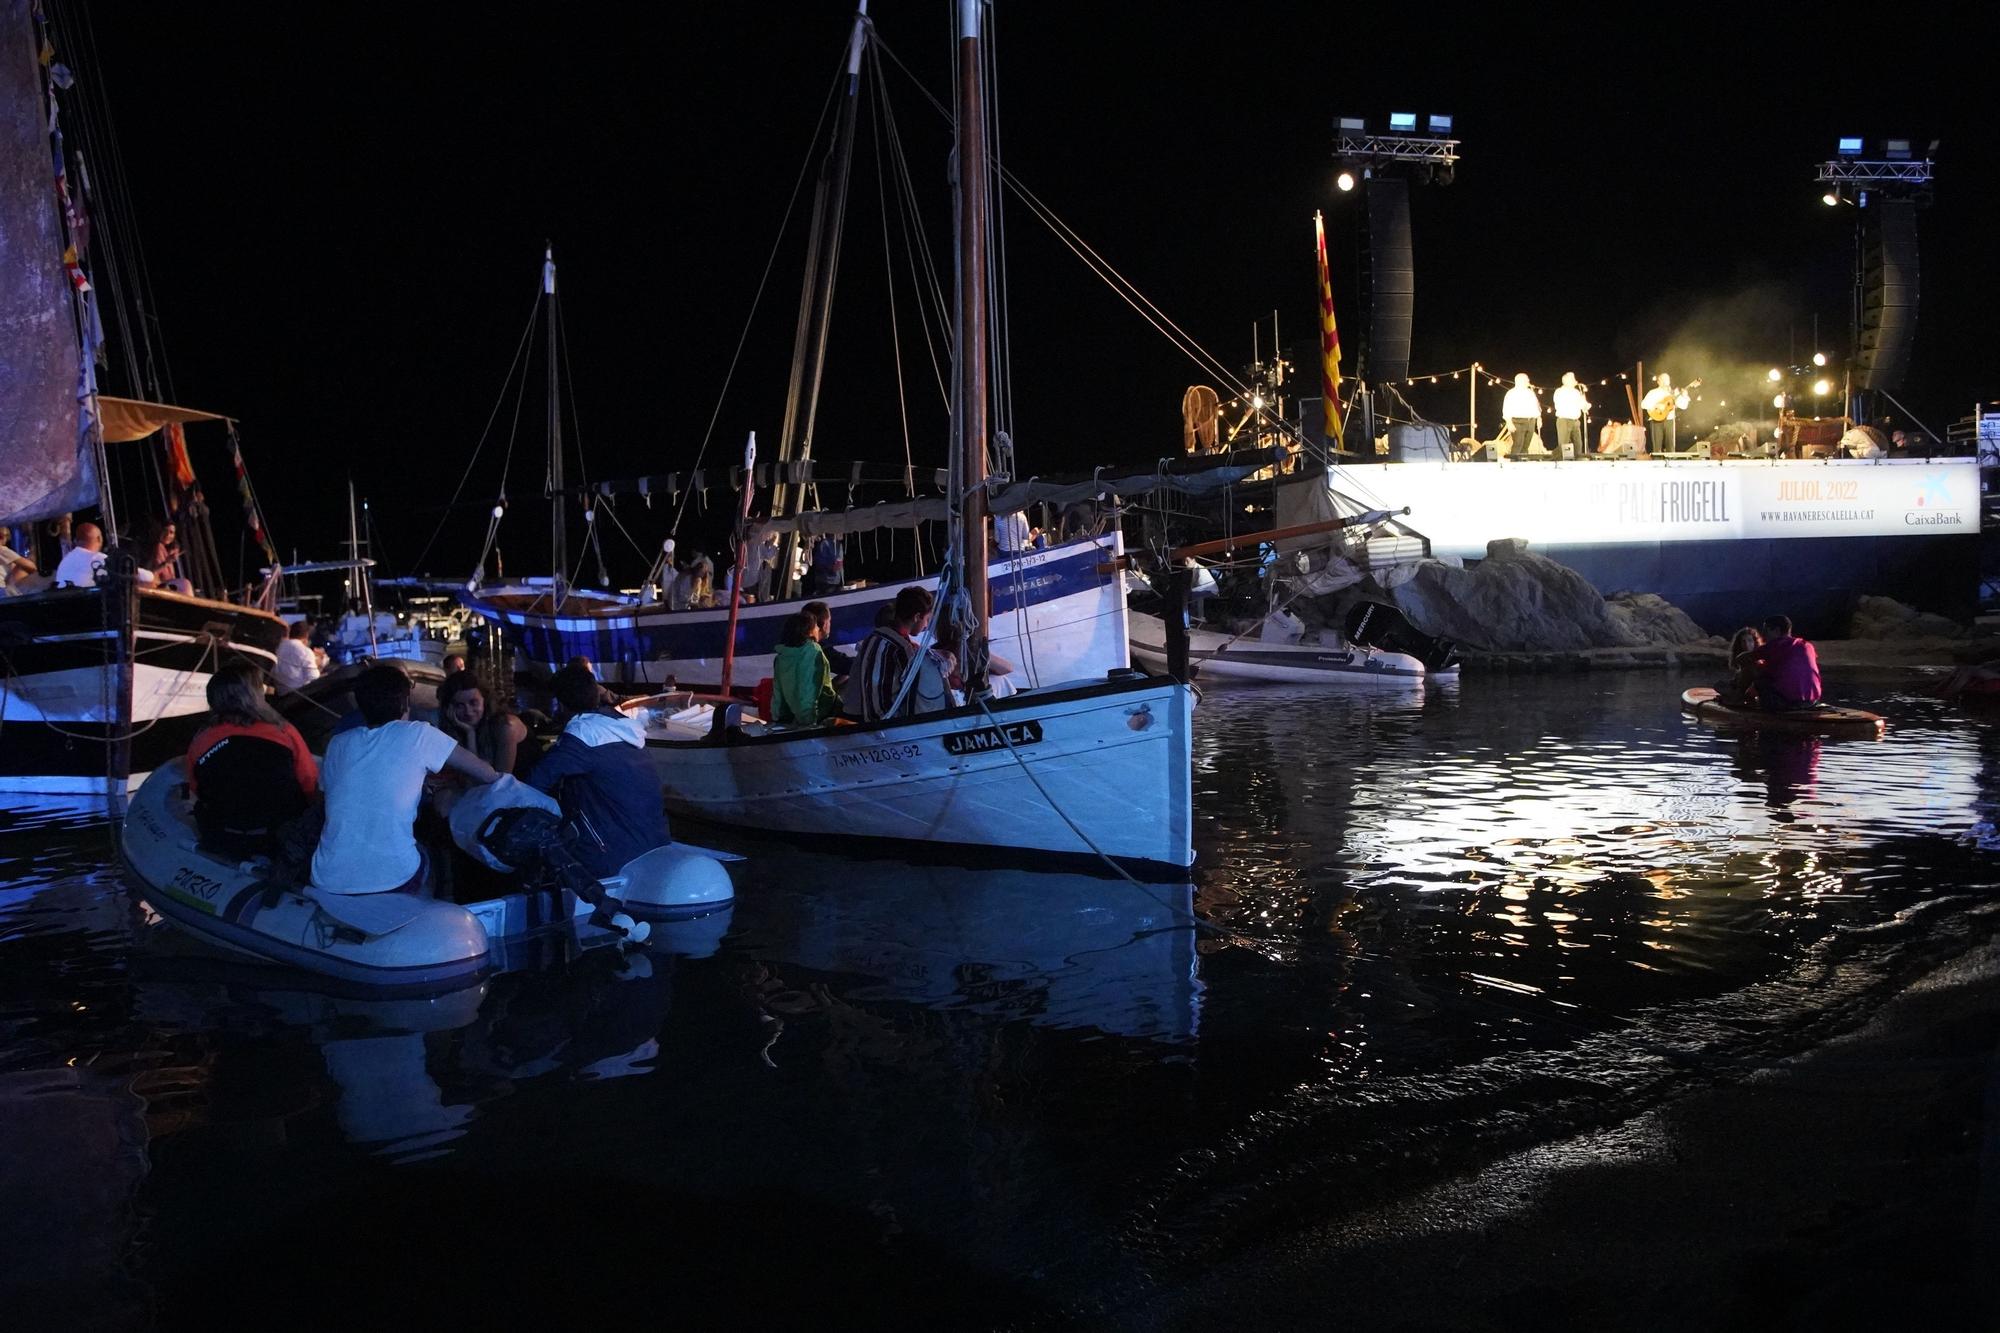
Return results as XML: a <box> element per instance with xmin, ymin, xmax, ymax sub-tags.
<box><xmin>1646</xmin><ymin>378</ymin><xmax>1702</xmax><ymax>421</ymax></box>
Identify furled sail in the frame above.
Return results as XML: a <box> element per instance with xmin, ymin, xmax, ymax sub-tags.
<box><xmin>744</xmin><ymin>446</ymin><xmax>1291</xmax><ymax>544</ymax></box>
<box><xmin>0</xmin><ymin>0</ymin><xmax>88</xmax><ymax>525</ymax></box>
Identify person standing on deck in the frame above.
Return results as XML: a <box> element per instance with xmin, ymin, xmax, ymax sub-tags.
<box><xmin>1502</xmin><ymin>374</ymin><xmax>1541</xmax><ymax>459</ymax></box>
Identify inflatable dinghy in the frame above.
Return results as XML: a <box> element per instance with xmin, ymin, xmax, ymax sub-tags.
<box><xmin>121</xmin><ymin>762</ymin><xmax>736</xmax><ymax>992</ymax></box>
<box><xmin>1680</xmin><ymin>687</ymin><xmax>1886</xmax><ymax>738</ymax></box>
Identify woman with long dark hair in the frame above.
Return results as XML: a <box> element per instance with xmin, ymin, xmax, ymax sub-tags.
<box><xmin>435</xmin><ymin>670</ymin><xmax>528</xmax><ymax>776</ymax></box>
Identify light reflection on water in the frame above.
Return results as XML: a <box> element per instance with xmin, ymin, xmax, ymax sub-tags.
<box><xmin>0</xmin><ymin>669</ymin><xmax>1996</xmax><ymax>1316</ymax></box>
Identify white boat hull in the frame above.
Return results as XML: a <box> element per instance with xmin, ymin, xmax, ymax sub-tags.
<box><xmin>634</xmin><ymin>674</ymin><xmax>1194</xmax><ymax>874</ymax></box>
<box><xmin>1127</xmin><ymin>612</ymin><xmax>1447</xmax><ymax>686</ymax></box>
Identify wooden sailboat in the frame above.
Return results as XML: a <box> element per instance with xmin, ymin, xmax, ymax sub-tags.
<box><xmin>620</xmin><ymin>1</ymin><xmax>1198</xmax><ymax>875</ymax></box>
<box><xmin>0</xmin><ymin>0</ymin><xmax>284</xmax><ymax>796</ymax></box>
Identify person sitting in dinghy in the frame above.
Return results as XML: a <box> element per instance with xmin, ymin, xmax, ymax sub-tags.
<box><xmin>311</xmin><ymin>664</ymin><xmax>502</xmax><ymax>896</ymax></box>
<box><xmin>436</xmin><ymin>670</ymin><xmax>530</xmax><ymax>777</ymax></box>
<box><xmin>186</xmin><ymin>661</ymin><xmax>321</xmax><ymax>864</ymax></box>
<box><xmin>527</xmin><ymin>663</ymin><xmax>672</xmax><ymax>879</ymax></box>
<box><xmin>1746</xmin><ymin>615</ymin><xmax>1823</xmax><ymax>712</ymax></box>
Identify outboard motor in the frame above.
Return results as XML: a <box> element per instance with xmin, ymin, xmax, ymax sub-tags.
<box><xmin>1345</xmin><ymin>600</ymin><xmax>1459</xmax><ymax>672</ymax></box>
<box><xmin>472</xmin><ymin>805</ymin><xmax>652</xmax><ymax>945</ymax></box>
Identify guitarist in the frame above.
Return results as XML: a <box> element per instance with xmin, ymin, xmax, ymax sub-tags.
<box><xmin>1640</xmin><ymin>372</ymin><xmax>1694</xmax><ymax>454</ymax></box>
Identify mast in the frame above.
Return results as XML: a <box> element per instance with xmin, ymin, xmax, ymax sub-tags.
<box><xmin>719</xmin><ymin>432</ymin><xmax>757</xmax><ymax>695</ymax></box>
<box><xmin>956</xmin><ymin>0</ymin><xmax>990</xmax><ymax>687</ymax></box>
<box><xmin>771</xmin><ymin>2</ymin><xmax>870</xmax><ymax>596</ymax></box>
<box><xmin>545</xmin><ymin>246</ymin><xmax>566</xmax><ymax>604</ymax></box>
<box><xmin>349</xmin><ymin>480</ymin><xmax>376</xmax><ymax>655</ymax></box>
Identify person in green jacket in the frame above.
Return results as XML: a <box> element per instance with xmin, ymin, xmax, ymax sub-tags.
<box><xmin>771</xmin><ymin>611</ymin><xmax>840</xmax><ymax>725</ymax></box>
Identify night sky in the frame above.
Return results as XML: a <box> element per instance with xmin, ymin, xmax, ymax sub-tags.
<box><xmin>71</xmin><ymin>3</ymin><xmax>1995</xmax><ymax>584</ymax></box>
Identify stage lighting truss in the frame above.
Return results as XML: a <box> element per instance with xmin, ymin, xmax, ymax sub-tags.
<box><xmin>1335</xmin><ymin>132</ymin><xmax>1461</xmax><ymax>168</ymax></box>
<box><xmin>1816</xmin><ymin>159</ymin><xmax>1934</xmax><ymax>187</ymax></box>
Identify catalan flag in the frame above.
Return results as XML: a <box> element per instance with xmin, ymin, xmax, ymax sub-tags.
<box><xmin>1315</xmin><ymin>211</ymin><xmax>1344</xmax><ymax>449</ymax></box>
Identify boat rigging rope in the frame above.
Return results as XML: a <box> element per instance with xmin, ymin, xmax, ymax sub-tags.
<box><xmin>969</xmin><ymin>693</ymin><xmax>1215</xmax><ymax>934</ymax></box>
<box><xmin>413</xmin><ymin>283</ymin><xmax>542</xmax><ymax>575</ymax></box>
<box><xmin>871</xmin><ymin>33</ymin><xmax>1324</xmax><ymax>475</ymax></box>
<box><xmin>867</xmin><ymin>53</ymin><xmax>920</xmax><ymax>508</ymax></box>
<box><xmin>669</xmin><ymin>53</ymin><xmax>854</xmax><ymax>541</ymax></box>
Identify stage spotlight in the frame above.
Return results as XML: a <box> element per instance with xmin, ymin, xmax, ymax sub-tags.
<box><xmin>1767</xmin><ymin>368</ymin><xmax>1783</xmax><ymax>382</ymax></box>
<box><xmin>1773</xmin><ymin>394</ymin><xmax>1787</xmax><ymax>409</ymax></box>
<box><xmin>1814</xmin><ymin>379</ymin><xmax>1831</xmax><ymax>396</ymax></box>
<box><xmin>1822</xmin><ymin>190</ymin><xmax>1841</xmax><ymax>207</ymax></box>
<box><xmin>1885</xmin><ymin>138</ymin><xmax>1912</xmax><ymax>160</ymax></box>
<box><xmin>1857</xmin><ymin>190</ymin><xmax>1870</xmax><ymax>208</ymax></box>
<box><xmin>1427</xmin><ymin>113</ymin><xmax>1453</xmax><ymax>134</ymax></box>
<box><xmin>1837</xmin><ymin>137</ymin><xmax>1863</xmax><ymax>157</ymax></box>
<box><xmin>1436</xmin><ymin>162</ymin><xmax>1455</xmax><ymax>186</ymax></box>
<box><xmin>1812</xmin><ymin>352</ymin><xmax>1827</xmax><ymax>367</ymax></box>
<box><xmin>1336</xmin><ymin>170</ymin><xmax>1356</xmax><ymax>192</ymax></box>
<box><xmin>1387</xmin><ymin>112</ymin><xmax>1417</xmax><ymax>133</ymax></box>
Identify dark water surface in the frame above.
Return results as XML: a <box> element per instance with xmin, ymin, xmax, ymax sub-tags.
<box><xmin>3</xmin><ymin>669</ymin><xmax>1996</xmax><ymax>1326</ymax></box>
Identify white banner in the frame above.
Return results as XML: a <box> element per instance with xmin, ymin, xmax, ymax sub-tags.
<box><xmin>1328</xmin><ymin>457</ymin><xmax>1981</xmax><ymax>555</ymax></box>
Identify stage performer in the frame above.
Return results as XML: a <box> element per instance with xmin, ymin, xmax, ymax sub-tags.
<box><xmin>1502</xmin><ymin>374</ymin><xmax>1542</xmax><ymax>460</ymax></box>
<box><xmin>1553</xmin><ymin>372</ymin><xmax>1590</xmax><ymax>459</ymax></box>
<box><xmin>1641</xmin><ymin>373</ymin><xmax>1690</xmax><ymax>454</ymax></box>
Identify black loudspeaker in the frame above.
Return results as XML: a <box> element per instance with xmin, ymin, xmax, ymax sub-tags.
<box><xmin>1362</xmin><ymin>178</ymin><xmax>1414</xmax><ymax>383</ymax></box>
<box><xmin>1858</xmin><ymin>200</ymin><xmax>1919</xmax><ymax>392</ymax></box>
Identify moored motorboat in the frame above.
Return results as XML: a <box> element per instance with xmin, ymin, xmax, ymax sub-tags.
<box><xmin>121</xmin><ymin>761</ymin><xmax>735</xmax><ymax>992</ymax></box>
<box><xmin>1127</xmin><ymin>604</ymin><xmax>1454</xmax><ymax>687</ymax></box>
<box><xmin>1680</xmin><ymin>686</ymin><xmax>1886</xmax><ymax>737</ymax></box>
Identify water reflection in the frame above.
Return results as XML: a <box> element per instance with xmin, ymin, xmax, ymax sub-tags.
<box><xmin>2</xmin><ymin>670</ymin><xmax>1998</xmax><ymax>1313</ymax></box>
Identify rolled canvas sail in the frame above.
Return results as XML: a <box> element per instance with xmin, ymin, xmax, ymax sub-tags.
<box><xmin>0</xmin><ymin>0</ymin><xmax>88</xmax><ymax>525</ymax></box>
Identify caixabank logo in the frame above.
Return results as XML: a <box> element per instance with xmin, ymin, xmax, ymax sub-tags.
<box><xmin>1906</xmin><ymin>472</ymin><xmax>1966</xmax><ymax>527</ymax></box>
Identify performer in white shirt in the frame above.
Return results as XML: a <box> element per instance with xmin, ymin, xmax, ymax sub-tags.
<box><xmin>1640</xmin><ymin>373</ymin><xmax>1692</xmax><ymax>454</ymax></box>
<box><xmin>1501</xmin><ymin>374</ymin><xmax>1541</xmax><ymax>460</ymax></box>
<box><xmin>1552</xmin><ymin>372</ymin><xmax>1590</xmax><ymax>459</ymax></box>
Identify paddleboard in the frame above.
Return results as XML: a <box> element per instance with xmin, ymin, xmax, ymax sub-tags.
<box><xmin>1680</xmin><ymin>687</ymin><xmax>1885</xmax><ymax>737</ymax></box>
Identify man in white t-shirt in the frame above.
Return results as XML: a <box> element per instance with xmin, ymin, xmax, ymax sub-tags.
<box><xmin>52</xmin><ymin>522</ymin><xmax>155</xmax><ymax>589</ymax></box>
<box><xmin>272</xmin><ymin>620</ymin><xmax>322</xmax><ymax>690</ymax></box>
<box><xmin>1552</xmin><ymin>372</ymin><xmax>1590</xmax><ymax>459</ymax></box>
<box><xmin>311</xmin><ymin>665</ymin><xmax>499</xmax><ymax>895</ymax></box>
<box><xmin>1502</xmin><ymin>374</ymin><xmax>1542</xmax><ymax>460</ymax></box>
<box><xmin>53</xmin><ymin>522</ymin><xmax>107</xmax><ymax>588</ymax></box>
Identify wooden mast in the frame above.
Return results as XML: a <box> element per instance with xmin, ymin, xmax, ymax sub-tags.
<box><xmin>955</xmin><ymin>0</ymin><xmax>990</xmax><ymax>689</ymax></box>
<box><xmin>771</xmin><ymin>2</ymin><xmax>871</xmax><ymax>597</ymax></box>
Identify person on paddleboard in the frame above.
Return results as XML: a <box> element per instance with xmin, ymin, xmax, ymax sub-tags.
<box><xmin>1745</xmin><ymin>616</ymin><xmax>1822</xmax><ymax>712</ymax></box>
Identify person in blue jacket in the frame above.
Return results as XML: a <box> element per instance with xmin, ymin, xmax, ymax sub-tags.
<box><xmin>529</xmin><ymin>663</ymin><xmax>672</xmax><ymax>879</ymax></box>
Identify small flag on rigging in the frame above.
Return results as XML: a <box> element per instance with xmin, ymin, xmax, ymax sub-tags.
<box><xmin>1315</xmin><ymin>212</ymin><xmax>1344</xmax><ymax>450</ymax></box>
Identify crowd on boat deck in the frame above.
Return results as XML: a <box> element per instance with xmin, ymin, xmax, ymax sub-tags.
<box><xmin>1719</xmin><ymin>615</ymin><xmax>1824</xmax><ymax>711</ymax></box>
<box><xmin>1</xmin><ymin>518</ymin><xmax>209</xmax><ymax>597</ymax></box>
<box><xmin>183</xmin><ymin>653</ymin><xmax>671</xmax><ymax>902</ymax></box>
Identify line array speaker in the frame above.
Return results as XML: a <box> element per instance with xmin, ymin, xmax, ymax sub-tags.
<box><xmin>1858</xmin><ymin>200</ymin><xmax>1919</xmax><ymax>393</ymax></box>
<box><xmin>1362</xmin><ymin>177</ymin><xmax>1414</xmax><ymax>384</ymax></box>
